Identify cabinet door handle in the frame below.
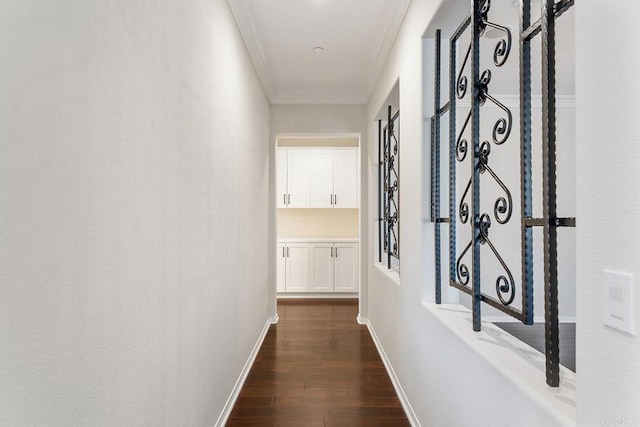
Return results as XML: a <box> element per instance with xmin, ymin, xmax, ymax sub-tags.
<box><xmin>335</xmin><ymin>247</ymin><xmax>338</xmax><ymax>258</ymax></box>
<box><xmin>334</xmin><ymin>194</ymin><xmax>337</xmax><ymax>205</ymax></box>
<box><xmin>282</xmin><ymin>247</ymin><xmax>285</xmax><ymax>257</ymax></box>
<box><xmin>287</xmin><ymin>194</ymin><xmax>291</xmax><ymax>204</ymax></box>
<box><xmin>283</xmin><ymin>194</ymin><xmax>287</xmax><ymax>204</ymax></box>
<box><xmin>331</xmin><ymin>247</ymin><xmax>334</xmax><ymax>257</ymax></box>
<box><xmin>330</xmin><ymin>194</ymin><xmax>333</xmax><ymax>205</ymax></box>
<box><xmin>287</xmin><ymin>247</ymin><xmax>289</xmax><ymax>257</ymax></box>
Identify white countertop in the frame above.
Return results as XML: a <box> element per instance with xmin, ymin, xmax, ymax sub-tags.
<box><xmin>277</xmin><ymin>237</ymin><xmax>359</xmax><ymax>243</ymax></box>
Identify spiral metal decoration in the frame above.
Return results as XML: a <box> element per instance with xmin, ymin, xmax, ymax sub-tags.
<box><xmin>456</xmin><ymin>240</ymin><xmax>472</xmax><ymax>286</ymax></box>
<box><xmin>476</xmin><ymin>213</ymin><xmax>516</xmax><ymax>305</ymax></box>
<box><xmin>449</xmin><ymin>0</ymin><xmax>516</xmax><ymax>310</ymax></box>
<box><xmin>383</xmin><ymin>109</ymin><xmax>400</xmax><ymax>263</ymax></box>
<box><xmin>456</xmin><ymin>111</ymin><xmax>472</xmax><ymax>162</ymax></box>
<box><xmin>459</xmin><ymin>178</ymin><xmax>472</xmax><ymax>224</ymax></box>
<box><xmin>456</xmin><ymin>44</ymin><xmax>472</xmax><ymax>100</ymax></box>
<box><xmin>484</xmin><ymin>93</ymin><xmax>513</xmax><ymax>145</ymax></box>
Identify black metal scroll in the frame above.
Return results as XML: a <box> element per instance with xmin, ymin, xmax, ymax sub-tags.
<box><xmin>431</xmin><ymin>0</ymin><xmax>576</xmax><ymax>387</ymax></box>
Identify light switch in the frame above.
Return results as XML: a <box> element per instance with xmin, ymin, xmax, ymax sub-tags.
<box><xmin>297</xmin><ymin>218</ymin><xmax>303</xmax><ymax>225</ymax></box>
<box><xmin>603</xmin><ymin>270</ymin><xmax>635</xmax><ymax>336</ymax></box>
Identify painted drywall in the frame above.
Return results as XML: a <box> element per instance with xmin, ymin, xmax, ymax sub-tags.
<box><xmin>277</xmin><ymin>208</ymin><xmax>359</xmax><ymax>239</ymax></box>
<box><xmin>0</xmin><ymin>1</ymin><xmax>270</xmax><ymax>425</ymax></box>
<box><xmin>365</xmin><ymin>0</ymin><xmax>576</xmax><ymax>425</ymax></box>
<box><xmin>575</xmin><ymin>2</ymin><xmax>640</xmax><ymax>426</ymax></box>
<box><xmin>269</xmin><ymin>104</ymin><xmax>368</xmax><ymax>319</ymax></box>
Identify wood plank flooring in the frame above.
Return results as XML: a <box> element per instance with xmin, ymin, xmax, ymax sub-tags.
<box><xmin>226</xmin><ymin>299</ymin><xmax>410</xmax><ymax>427</ymax></box>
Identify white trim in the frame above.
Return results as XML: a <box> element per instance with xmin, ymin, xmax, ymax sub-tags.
<box><xmin>356</xmin><ymin>314</ymin><xmax>368</xmax><ymax>325</ymax></box>
<box><xmin>228</xmin><ymin>0</ymin><xmax>409</xmax><ymax>104</ymax></box>
<box><xmin>271</xmin><ymin>91</ymin><xmax>367</xmax><ymax>105</ymax></box>
<box><xmin>270</xmin><ymin>314</ymin><xmax>280</xmax><ymax>324</ymax></box>
<box><xmin>363</xmin><ymin>0</ymin><xmax>412</xmax><ymax>102</ymax></box>
<box><xmin>277</xmin><ymin>293</ymin><xmax>358</xmax><ymax>299</ymax></box>
<box><xmin>456</xmin><ymin>94</ymin><xmax>575</xmax><ymax>109</ymax></box>
<box><xmin>364</xmin><ymin>319</ymin><xmax>420</xmax><ymax>427</ymax></box>
<box><xmin>215</xmin><ymin>316</ymin><xmax>276</xmax><ymax>427</ymax></box>
<box><xmin>276</xmin><ymin>132</ymin><xmax>361</xmax><ymax>140</ymax></box>
<box><xmin>226</xmin><ymin>0</ymin><xmax>274</xmax><ymax>99</ymax></box>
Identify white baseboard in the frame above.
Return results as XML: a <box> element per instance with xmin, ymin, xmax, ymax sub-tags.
<box><xmin>215</xmin><ymin>315</ymin><xmax>276</xmax><ymax>427</ymax></box>
<box><xmin>364</xmin><ymin>320</ymin><xmax>420</xmax><ymax>427</ymax></box>
<box><xmin>277</xmin><ymin>293</ymin><xmax>358</xmax><ymax>299</ymax></box>
<box><xmin>356</xmin><ymin>314</ymin><xmax>367</xmax><ymax>325</ymax></box>
<box><xmin>271</xmin><ymin>313</ymin><xmax>280</xmax><ymax>324</ymax></box>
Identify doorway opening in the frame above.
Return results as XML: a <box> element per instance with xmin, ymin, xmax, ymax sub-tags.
<box><xmin>274</xmin><ymin>134</ymin><xmax>362</xmax><ymax>309</ymax></box>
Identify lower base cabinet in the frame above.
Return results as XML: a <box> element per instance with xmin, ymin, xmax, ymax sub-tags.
<box><xmin>277</xmin><ymin>242</ymin><xmax>309</xmax><ymax>292</ymax></box>
<box><xmin>278</xmin><ymin>240</ymin><xmax>358</xmax><ymax>293</ymax></box>
<box><xmin>310</xmin><ymin>242</ymin><xmax>359</xmax><ymax>292</ymax></box>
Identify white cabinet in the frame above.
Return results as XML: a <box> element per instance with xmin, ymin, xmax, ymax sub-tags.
<box><xmin>276</xmin><ymin>242</ymin><xmax>309</xmax><ymax>292</ymax></box>
<box><xmin>308</xmin><ymin>148</ymin><xmax>358</xmax><ymax>209</ymax></box>
<box><xmin>276</xmin><ymin>242</ymin><xmax>286</xmax><ymax>292</ymax></box>
<box><xmin>277</xmin><ymin>148</ymin><xmax>310</xmax><ymax>208</ymax></box>
<box><xmin>309</xmin><ymin>243</ymin><xmax>334</xmax><ymax>292</ymax></box>
<box><xmin>278</xmin><ymin>147</ymin><xmax>358</xmax><ymax>209</ymax></box>
<box><xmin>281</xmin><ymin>241</ymin><xmax>358</xmax><ymax>293</ymax></box>
<box><xmin>333</xmin><ymin>149</ymin><xmax>358</xmax><ymax>208</ymax></box>
<box><xmin>309</xmin><ymin>150</ymin><xmax>334</xmax><ymax>208</ymax></box>
<box><xmin>287</xmin><ymin>150</ymin><xmax>310</xmax><ymax>208</ymax></box>
<box><xmin>333</xmin><ymin>242</ymin><xmax>359</xmax><ymax>292</ymax></box>
<box><xmin>276</xmin><ymin>150</ymin><xmax>288</xmax><ymax>208</ymax></box>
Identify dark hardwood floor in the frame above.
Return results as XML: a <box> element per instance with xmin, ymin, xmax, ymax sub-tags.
<box><xmin>226</xmin><ymin>299</ymin><xmax>410</xmax><ymax>427</ymax></box>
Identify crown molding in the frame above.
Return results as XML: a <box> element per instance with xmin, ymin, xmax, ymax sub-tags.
<box><xmin>227</xmin><ymin>0</ymin><xmax>274</xmax><ymax>99</ymax></box>
<box><xmin>270</xmin><ymin>91</ymin><xmax>368</xmax><ymax>105</ymax></box>
<box><xmin>362</xmin><ymin>0</ymin><xmax>412</xmax><ymax>102</ymax></box>
<box><xmin>456</xmin><ymin>94</ymin><xmax>575</xmax><ymax>108</ymax></box>
<box><xmin>230</xmin><ymin>0</ymin><xmax>410</xmax><ymax>105</ymax></box>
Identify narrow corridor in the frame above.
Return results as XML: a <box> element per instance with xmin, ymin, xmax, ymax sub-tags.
<box><xmin>226</xmin><ymin>300</ymin><xmax>410</xmax><ymax>426</ymax></box>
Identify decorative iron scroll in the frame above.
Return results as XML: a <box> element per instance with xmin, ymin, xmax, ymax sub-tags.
<box><xmin>431</xmin><ymin>0</ymin><xmax>576</xmax><ymax>387</ymax></box>
<box><xmin>381</xmin><ymin>106</ymin><xmax>400</xmax><ymax>270</ymax></box>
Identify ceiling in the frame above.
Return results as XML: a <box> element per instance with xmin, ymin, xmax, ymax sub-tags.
<box><xmin>227</xmin><ymin>0</ymin><xmax>411</xmax><ymax>104</ymax></box>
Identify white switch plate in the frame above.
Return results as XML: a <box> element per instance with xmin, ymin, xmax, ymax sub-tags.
<box><xmin>603</xmin><ymin>270</ymin><xmax>635</xmax><ymax>336</ymax></box>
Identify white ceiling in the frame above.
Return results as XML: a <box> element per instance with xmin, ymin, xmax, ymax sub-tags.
<box><xmin>228</xmin><ymin>0</ymin><xmax>411</xmax><ymax>104</ymax></box>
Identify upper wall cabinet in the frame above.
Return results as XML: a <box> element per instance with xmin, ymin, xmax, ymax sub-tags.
<box><xmin>278</xmin><ymin>147</ymin><xmax>358</xmax><ymax>209</ymax></box>
<box><xmin>277</xmin><ymin>148</ymin><xmax>310</xmax><ymax>208</ymax></box>
<box><xmin>309</xmin><ymin>148</ymin><xmax>358</xmax><ymax>208</ymax></box>
<box><xmin>333</xmin><ymin>149</ymin><xmax>358</xmax><ymax>208</ymax></box>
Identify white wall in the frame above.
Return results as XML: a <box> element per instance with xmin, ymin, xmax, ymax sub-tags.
<box><xmin>576</xmin><ymin>2</ymin><xmax>640</xmax><ymax>425</ymax></box>
<box><xmin>269</xmin><ymin>104</ymin><xmax>368</xmax><ymax>318</ymax></box>
<box><xmin>0</xmin><ymin>1</ymin><xmax>270</xmax><ymax>425</ymax></box>
<box><xmin>366</xmin><ymin>0</ymin><xmax>576</xmax><ymax>425</ymax></box>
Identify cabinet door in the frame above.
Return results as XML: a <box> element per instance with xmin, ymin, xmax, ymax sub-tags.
<box><xmin>285</xmin><ymin>243</ymin><xmax>309</xmax><ymax>292</ymax></box>
<box><xmin>276</xmin><ymin>243</ymin><xmax>286</xmax><ymax>292</ymax></box>
<box><xmin>309</xmin><ymin>243</ymin><xmax>334</xmax><ymax>292</ymax></box>
<box><xmin>334</xmin><ymin>243</ymin><xmax>359</xmax><ymax>292</ymax></box>
<box><xmin>309</xmin><ymin>150</ymin><xmax>334</xmax><ymax>208</ymax></box>
<box><xmin>287</xmin><ymin>150</ymin><xmax>310</xmax><ymax>208</ymax></box>
<box><xmin>333</xmin><ymin>149</ymin><xmax>358</xmax><ymax>208</ymax></box>
<box><xmin>276</xmin><ymin>149</ymin><xmax>288</xmax><ymax>208</ymax></box>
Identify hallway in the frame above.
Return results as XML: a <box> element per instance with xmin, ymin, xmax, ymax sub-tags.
<box><xmin>227</xmin><ymin>300</ymin><xmax>410</xmax><ymax>426</ymax></box>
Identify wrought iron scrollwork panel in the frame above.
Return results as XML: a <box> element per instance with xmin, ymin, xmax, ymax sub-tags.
<box><xmin>382</xmin><ymin>106</ymin><xmax>400</xmax><ymax>270</ymax></box>
<box><xmin>432</xmin><ymin>0</ymin><xmax>576</xmax><ymax>387</ymax></box>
